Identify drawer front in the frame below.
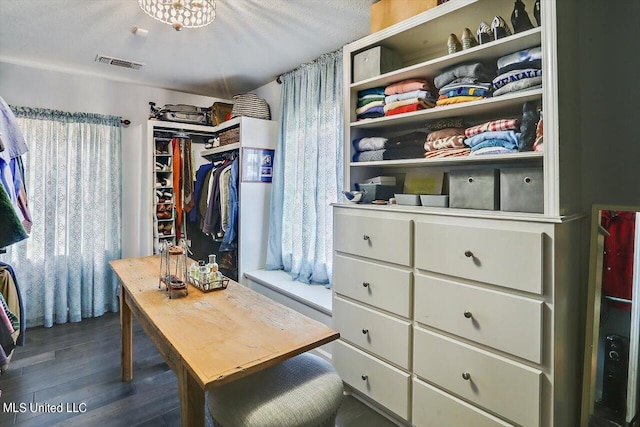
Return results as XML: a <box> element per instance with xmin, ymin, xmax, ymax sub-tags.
<box><xmin>333</xmin><ymin>253</ymin><xmax>412</xmax><ymax>317</ymax></box>
<box><xmin>414</xmin><ymin>327</ymin><xmax>542</xmax><ymax>427</ymax></box>
<box><xmin>334</xmin><ymin>212</ymin><xmax>412</xmax><ymax>266</ymax></box>
<box><xmin>414</xmin><ymin>274</ymin><xmax>543</xmax><ymax>363</ymax></box>
<box><xmin>414</xmin><ymin>222</ymin><xmax>543</xmax><ymax>294</ymax></box>
<box><xmin>333</xmin><ymin>340</ymin><xmax>410</xmax><ymax>420</ymax></box>
<box><xmin>413</xmin><ymin>378</ymin><xmax>513</xmax><ymax>427</ymax></box>
<box><xmin>333</xmin><ymin>297</ymin><xmax>411</xmax><ymax>369</ymax></box>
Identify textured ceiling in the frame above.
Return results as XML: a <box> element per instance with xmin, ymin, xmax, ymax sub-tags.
<box><xmin>0</xmin><ymin>0</ymin><xmax>376</xmax><ymax>98</ymax></box>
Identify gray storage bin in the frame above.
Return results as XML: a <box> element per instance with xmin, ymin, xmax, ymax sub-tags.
<box><xmin>356</xmin><ymin>184</ymin><xmax>398</xmax><ymax>203</ymax></box>
<box><xmin>353</xmin><ymin>46</ymin><xmax>402</xmax><ymax>82</ymax></box>
<box><xmin>500</xmin><ymin>167</ymin><xmax>544</xmax><ymax>213</ymax></box>
<box><xmin>449</xmin><ymin>169</ymin><xmax>499</xmax><ymax>210</ymax></box>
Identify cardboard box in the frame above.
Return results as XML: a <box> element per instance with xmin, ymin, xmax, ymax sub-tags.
<box><xmin>370</xmin><ymin>0</ymin><xmax>439</xmax><ymax>33</ymax></box>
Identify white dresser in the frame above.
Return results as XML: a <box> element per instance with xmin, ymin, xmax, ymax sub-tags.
<box><xmin>332</xmin><ymin>207</ymin><xmax>582</xmax><ymax>426</ymax></box>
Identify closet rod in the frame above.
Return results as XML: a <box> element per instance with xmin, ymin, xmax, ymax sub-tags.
<box><xmin>605</xmin><ymin>295</ymin><xmax>633</xmax><ymax>305</ymax></box>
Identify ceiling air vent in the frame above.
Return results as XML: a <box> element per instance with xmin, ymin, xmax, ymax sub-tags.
<box><xmin>95</xmin><ymin>55</ymin><xmax>144</xmax><ymax>70</ymax></box>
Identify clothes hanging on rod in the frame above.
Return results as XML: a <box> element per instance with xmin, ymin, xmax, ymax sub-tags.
<box><xmin>190</xmin><ymin>151</ymin><xmax>239</xmax><ymax>271</ymax></box>
<box><xmin>0</xmin><ymin>96</ymin><xmax>31</xmax><ymax>248</ymax></box>
<box><xmin>0</xmin><ymin>262</ymin><xmax>25</xmax><ymax>374</ymax></box>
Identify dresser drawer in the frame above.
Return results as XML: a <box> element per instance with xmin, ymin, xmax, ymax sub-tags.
<box><xmin>333</xmin><ymin>296</ymin><xmax>411</xmax><ymax>369</ymax></box>
<box><xmin>333</xmin><ymin>253</ymin><xmax>412</xmax><ymax>317</ymax></box>
<box><xmin>414</xmin><ymin>327</ymin><xmax>542</xmax><ymax>427</ymax></box>
<box><xmin>334</xmin><ymin>212</ymin><xmax>412</xmax><ymax>266</ymax></box>
<box><xmin>333</xmin><ymin>340</ymin><xmax>410</xmax><ymax>420</ymax></box>
<box><xmin>413</xmin><ymin>378</ymin><xmax>513</xmax><ymax>427</ymax></box>
<box><xmin>414</xmin><ymin>222</ymin><xmax>543</xmax><ymax>294</ymax></box>
<box><xmin>414</xmin><ymin>274</ymin><xmax>543</xmax><ymax>363</ymax></box>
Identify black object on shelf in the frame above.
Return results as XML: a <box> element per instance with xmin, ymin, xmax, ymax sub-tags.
<box><xmin>602</xmin><ymin>334</ymin><xmax>630</xmax><ymax>415</ymax></box>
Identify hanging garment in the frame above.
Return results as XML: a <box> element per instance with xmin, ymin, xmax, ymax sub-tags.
<box><xmin>0</xmin><ymin>263</ymin><xmax>25</xmax><ymax>345</ymax></box>
<box><xmin>219</xmin><ymin>164</ymin><xmax>233</xmax><ymax>233</ymax></box>
<box><xmin>172</xmin><ymin>138</ymin><xmax>182</xmax><ymax>239</ymax></box>
<box><xmin>190</xmin><ymin>163</ymin><xmax>215</xmax><ymax>223</ymax></box>
<box><xmin>203</xmin><ymin>160</ymin><xmax>231</xmax><ymax>238</ymax></box>
<box><xmin>220</xmin><ymin>158</ymin><xmax>239</xmax><ymax>252</ymax></box>
<box><xmin>601</xmin><ymin>210</ymin><xmax>636</xmax><ymax>309</ymax></box>
<box><xmin>182</xmin><ymin>138</ymin><xmax>195</xmax><ymax>214</ymax></box>
<box><xmin>0</xmin><ymin>96</ymin><xmax>28</xmax><ymax>159</ymax></box>
<box><xmin>0</xmin><ymin>184</ymin><xmax>27</xmax><ymax>248</ymax></box>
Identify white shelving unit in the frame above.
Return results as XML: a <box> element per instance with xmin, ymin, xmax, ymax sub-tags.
<box><xmin>146</xmin><ymin>117</ymin><xmax>277</xmax><ymax>283</ymax></box>
<box><xmin>332</xmin><ymin>1</ymin><xmax>584</xmax><ymax>426</ymax></box>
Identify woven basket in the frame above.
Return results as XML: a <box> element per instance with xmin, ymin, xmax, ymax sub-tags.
<box><xmin>231</xmin><ymin>93</ymin><xmax>271</xmax><ymax>120</ymax></box>
<box><xmin>219</xmin><ymin>127</ymin><xmax>240</xmax><ymax>146</ymax></box>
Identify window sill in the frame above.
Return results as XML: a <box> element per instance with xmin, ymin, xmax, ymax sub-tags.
<box><xmin>244</xmin><ymin>269</ymin><xmax>332</xmax><ymax>315</ymax></box>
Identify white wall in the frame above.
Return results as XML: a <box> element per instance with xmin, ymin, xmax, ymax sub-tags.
<box><xmin>0</xmin><ymin>61</ymin><xmax>229</xmax><ymax>257</ymax></box>
<box><xmin>253</xmin><ymin>79</ymin><xmax>282</xmax><ymax>123</ymax></box>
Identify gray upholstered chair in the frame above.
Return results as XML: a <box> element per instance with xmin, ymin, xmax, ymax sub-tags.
<box><xmin>207</xmin><ymin>352</ymin><xmax>344</xmax><ymax>427</ymax></box>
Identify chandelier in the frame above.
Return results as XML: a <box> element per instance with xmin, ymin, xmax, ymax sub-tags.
<box><xmin>138</xmin><ymin>0</ymin><xmax>216</xmax><ymax>31</ymax></box>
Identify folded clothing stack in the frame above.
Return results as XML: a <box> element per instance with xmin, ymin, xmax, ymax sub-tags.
<box><xmin>383</xmin><ymin>79</ymin><xmax>437</xmax><ymax>116</ymax></box>
<box><xmin>464</xmin><ymin>118</ymin><xmax>521</xmax><ymax>155</ymax></box>
<box><xmin>352</xmin><ymin>131</ymin><xmax>428</xmax><ymax>162</ymax></box>
<box><xmin>356</xmin><ymin>87</ymin><xmax>386</xmax><ymax>120</ymax></box>
<box><xmin>383</xmin><ymin>131</ymin><xmax>428</xmax><ymax>160</ymax></box>
<box><xmin>423</xmin><ymin>127</ymin><xmax>470</xmax><ymax>158</ymax></box>
<box><xmin>434</xmin><ymin>62</ymin><xmax>494</xmax><ymax>106</ymax></box>
<box><xmin>352</xmin><ymin>136</ymin><xmax>386</xmax><ymax>162</ymax></box>
<box><xmin>492</xmin><ymin>46</ymin><xmax>542</xmax><ymax>97</ymax></box>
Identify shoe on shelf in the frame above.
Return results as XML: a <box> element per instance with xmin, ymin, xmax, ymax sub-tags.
<box><xmin>518</xmin><ymin>101</ymin><xmax>540</xmax><ymax>152</ymax></box>
<box><xmin>511</xmin><ymin>0</ymin><xmax>534</xmax><ymax>33</ymax></box>
<box><xmin>533</xmin><ymin>0</ymin><xmax>541</xmax><ymax>26</ymax></box>
<box><xmin>477</xmin><ymin>21</ymin><xmax>494</xmax><ymax>45</ymax></box>
<box><xmin>461</xmin><ymin>28</ymin><xmax>478</xmax><ymax>50</ymax></box>
<box><xmin>447</xmin><ymin>33</ymin><xmax>462</xmax><ymax>54</ymax></box>
<box><xmin>491</xmin><ymin>16</ymin><xmax>512</xmax><ymax>40</ymax></box>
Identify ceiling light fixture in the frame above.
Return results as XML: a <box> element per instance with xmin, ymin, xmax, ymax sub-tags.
<box><xmin>138</xmin><ymin>0</ymin><xmax>216</xmax><ymax>31</ymax></box>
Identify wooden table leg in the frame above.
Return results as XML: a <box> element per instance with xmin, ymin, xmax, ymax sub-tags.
<box><xmin>178</xmin><ymin>364</ymin><xmax>205</xmax><ymax>427</ymax></box>
<box><xmin>121</xmin><ymin>285</ymin><xmax>133</xmax><ymax>382</ymax></box>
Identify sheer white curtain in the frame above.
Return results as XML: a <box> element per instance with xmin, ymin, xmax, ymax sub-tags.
<box><xmin>1</xmin><ymin>107</ymin><xmax>122</xmax><ymax>327</ymax></box>
<box><xmin>266</xmin><ymin>50</ymin><xmax>343</xmax><ymax>285</ymax></box>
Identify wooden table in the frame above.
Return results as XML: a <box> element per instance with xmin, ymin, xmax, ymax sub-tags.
<box><xmin>110</xmin><ymin>256</ymin><xmax>339</xmax><ymax>427</ymax></box>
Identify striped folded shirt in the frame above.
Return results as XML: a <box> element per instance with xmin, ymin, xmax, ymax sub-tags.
<box><xmin>465</xmin><ymin>119</ymin><xmax>520</xmax><ymax>138</ymax></box>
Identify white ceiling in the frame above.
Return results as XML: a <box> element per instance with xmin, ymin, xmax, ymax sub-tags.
<box><xmin>0</xmin><ymin>0</ymin><xmax>376</xmax><ymax>99</ymax></box>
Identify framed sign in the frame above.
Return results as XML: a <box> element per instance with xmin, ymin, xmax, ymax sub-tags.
<box><xmin>242</xmin><ymin>148</ymin><xmax>275</xmax><ymax>183</ymax></box>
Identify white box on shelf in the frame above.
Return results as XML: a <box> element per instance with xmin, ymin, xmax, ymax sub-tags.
<box><xmin>395</xmin><ymin>194</ymin><xmax>421</xmax><ymax>206</ymax></box>
<box><xmin>363</xmin><ymin>176</ymin><xmax>397</xmax><ymax>186</ymax></box>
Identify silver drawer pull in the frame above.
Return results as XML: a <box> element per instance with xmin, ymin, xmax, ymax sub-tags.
<box><xmin>362</xmin><ymin>328</ymin><xmax>369</xmax><ymax>335</ymax></box>
<box><xmin>462</xmin><ymin>372</ymin><xmax>471</xmax><ymax>381</ymax></box>
<box><xmin>362</xmin><ymin>282</ymin><xmax>370</xmax><ymax>288</ymax></box>
<box><xmin>361</xmin><ymin>374</ymin><xmax>368</xmax><ymax>381</ymax></box>
<box><xmin>464</xmin><ymin>250</ymin><xmax>473</xmax><ymax>258</ymax></box>
<box><xmin>464</xmin><ymin>311</ymin><xmax>473</xmax><ymax>319</ymax></box>
<box><xmin>363</xmin><ymin>235</ymin><xmax>370</xmax><ymax>241</ymax></box>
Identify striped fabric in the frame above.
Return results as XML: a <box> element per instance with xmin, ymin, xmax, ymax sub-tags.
<box><xmin>423</xmin><ymin>147</ymin><xmax>470</xmax><ymax>158</ymax></box>
<box><xmin>231</xmin><ymin>93</ymin><xmax>271</xmax><ymax>120</ymax></box>
<box><xmin>465</xmin><ymin>119</ymin><xmax>519</xmax><ymax>137</ymax></box>
<box><xmin>424</xmin><ymin>135</ymin><xmax>466</xmax><ymax>152</ymax></box>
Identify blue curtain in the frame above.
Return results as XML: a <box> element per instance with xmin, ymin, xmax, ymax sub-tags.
<box><xmin>266</xmin><ymin>49</ymin><xmax>344</xmax><ymax>285</ymax></box>
<box><xmin>0</xmin><ymin>106</ymin><xmax>122</xmax><ymax>328</ymax></box>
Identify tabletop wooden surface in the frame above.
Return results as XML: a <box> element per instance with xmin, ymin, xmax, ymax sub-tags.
<box><xmin>110</xmin><ymin>256</ymin><xmax>340</xmax><ymax>390</ymax></box>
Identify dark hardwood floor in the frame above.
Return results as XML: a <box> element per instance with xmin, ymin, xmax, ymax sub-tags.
<box><xmin>0</xmin><ymin>312</ymin><xmax>397</xmax><ymax>427</ymax></box>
